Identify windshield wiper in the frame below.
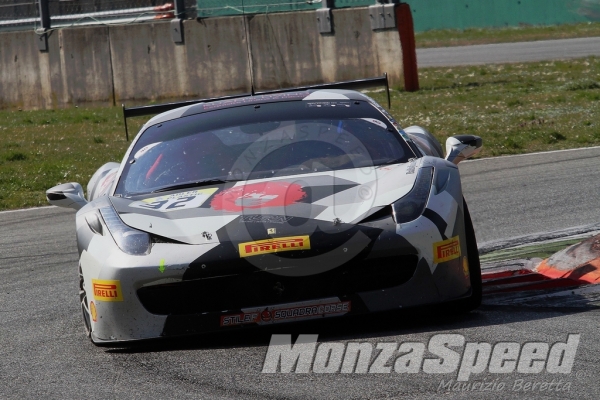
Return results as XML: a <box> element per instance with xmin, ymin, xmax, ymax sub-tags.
<box><xmin>152</xmin><ymin>178</ymin><xmax>236</xmax><ymax>193</ymax></box>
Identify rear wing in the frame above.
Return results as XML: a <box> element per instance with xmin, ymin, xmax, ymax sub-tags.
<box><xmin>122</xmin><ymin>73</ymin><xmax>390</xmax><ymax>141</ymax></box>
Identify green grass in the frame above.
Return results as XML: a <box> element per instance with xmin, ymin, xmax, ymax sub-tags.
<box><xmin>0</xmin><ymin>109</ymin><xmax>144</xmax><ymax>210</ymax></box>
<box><xmin>415</xmin><ymin>22</ymin><xmax>600</xmax><ymax>48</ymax></box>
<box><xmin>480</xmin><ymin>238</ymin><xmax>583</xmax><ymax>263</ymax></box>
<box><xmin>369</xmin><ymin>56</ymin><xmax>600</xmax><ymax>158</ymax></box>
<box><xmin>1</xmin><ymin>57</ymin><xmax>600</xmax><ymax>210</ymax></box>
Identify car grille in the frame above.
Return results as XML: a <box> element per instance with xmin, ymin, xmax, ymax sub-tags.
<box><xmin>137</xmin><ymin>255</ymin><xmax>419</xmax><ymax>315</ymax></box>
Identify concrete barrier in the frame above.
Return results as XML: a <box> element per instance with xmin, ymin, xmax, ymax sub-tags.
<box><xmin>109</xmin><ymin>18</ymin><xmax>252</xmax><ymax>103</ymax></box>
<box><xmin>0</xmin><ymin>27</ymin><xmax>113</xmax><ymax>109</ymax></box>
<box><xmin>0</xmin><ymin>6</ymin><xmax>405</xmax><ymax>110</ymax></box>
<box><xmin>248</xmin><ymin>8</ymin><xmax>403</xmax><ymax>91</ymax></box>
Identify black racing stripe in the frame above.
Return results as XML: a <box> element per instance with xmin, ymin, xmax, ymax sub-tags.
<box><xmin>423</xmin><ymin>208</ymin><xmax>447</xmax><ymax>240</ymax></box>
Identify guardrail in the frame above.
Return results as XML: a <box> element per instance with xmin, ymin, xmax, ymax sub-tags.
<box><xmin>0</xmin><ymin>0</ymin><xmax>194</xmax><ymax>33</ymax></box>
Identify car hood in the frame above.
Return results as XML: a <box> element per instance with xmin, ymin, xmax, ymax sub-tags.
<box><xmin>110</xmin><ymin>162</ymin><xmax>421</xmax><ymax>244</ymax></box>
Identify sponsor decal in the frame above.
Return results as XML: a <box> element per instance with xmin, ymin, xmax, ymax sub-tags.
<box><xmin>305</xmin><ymin>101</ymin><xmax>351</xmax><ymax>108</ymax></box>
<box><xmin>211</xmin><ymin>182</ymin><xmax>305</xmax><ymax>212</ymax></box>
<box><xmin>360</xmin><ymin>118</ymin><xmax>388</xmax><ymax>129</ymax></box>
<box><xmin>433</xmin><ymin>236</ymin><xmax>461</xmax><ymax>263</ymax></box>
<box><xmin>462</xmin><ymin>256</ymin><xmax>470</xmax><ymax>279</ymax></box>
<box><xmin>220</xmin><ymin>312</ymin><xmax>259</xmax><ymax>327</ymax></box>
<box><xmin>203</xmin><ymin>92</ymin><xmax>308</xmax><ymax>111</ymax></box>
<box><xmin>262</xmin><ymin>334</ymin><xmax>580</xmax><ymax>383</ymax></box>
<box><xmin>133</xmin><ymin>142</ymin><xmax>162</xmax><ymax>159</ymax></box>
<box><xmin>220</xmin><ymin>299</ymin><xmax>351</xmax><ymax>327</ymax></box>
<box><xmin>97</xmin><ymin>171</ymin><xmax>117</xmax><ymax>197</ymax></box>
<box><xmin>239</xmin><ymin>235</ymin><xmax>310</xmax><ymax>258</ymax></box>
<box><xmin>92</xmin><ymin>279</ymin><xmax>123</xmax><ymax>302</ymax></box>
<box><xmin>261</xmin><ymin>309</ymin><xmax>272</xmax><ymax>322</ymax></box>
<box><xmin>267</xmin><ymin>228</ymin><xmax>276</xmax><ymax>235</ymax></box>
<box><xmin>90</xmin><ymin>301</ymin><xmax>97</xmax><ymax>322</ymax></box>
<box><xmin>240</xmin><ymin>215</ymin><xmax>293</xmax><ymax>224</ymax></box>
<box><xmin>129</xmin><ymin>188</ymin><xmax>218</xmax><ymax>212</ymax></box>
<box><xmin>269</xmin><ymin>301</ymin><xmax>350</xmax><ymax>322</ymax></box>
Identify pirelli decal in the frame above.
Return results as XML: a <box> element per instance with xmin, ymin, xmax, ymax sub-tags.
<box><xmin>92</xmin><ymin>279</ymin><xmax>123</xmax><ymax>302</ymax></box>
<box><xmin>433</xmin><ymin>236</ymin><xmax>461</xmax><ymax>263</ymax></box>
<box><xmin>239</xmin><ymin>235</ymin><xmax>310</xmax><ymax>258</ymax></box>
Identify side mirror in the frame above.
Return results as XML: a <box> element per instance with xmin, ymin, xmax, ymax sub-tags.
<box><xmin>46</xmin><ymin>182</ymin><xmax>88</xmax><ymax>210</ymax></box>
<box><xmin>445</xmin><ymin>135</ymin><xmax>482</xmax><ymax>165</ymax></box>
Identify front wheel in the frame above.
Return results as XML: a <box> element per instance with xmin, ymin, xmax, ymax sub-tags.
<box><xmin>79</xmin><ymin>263</ymin><xmax>92</xmax><ymax>338</ymax></box>
<box><xmin>454</xmin><ymin>199</ymin><xmax>482</xmax><ymax>312</ymax></box>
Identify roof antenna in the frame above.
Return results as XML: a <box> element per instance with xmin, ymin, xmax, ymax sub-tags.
<box><xmin>241</xmin><ymin>0</ymin><xmax>256</xmax><ymax>96</ymax></box>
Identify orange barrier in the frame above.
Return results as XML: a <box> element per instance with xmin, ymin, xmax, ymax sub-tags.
<box><xmin>535</xmin><ymin>234</ymin><xmax>600</xmax><ymax>284</ymax></box>
<box><xmin>536</xmin><ymin>258</ymin><xmax>600</xmax><ymax>284</ymax></box>
<box><xmin>481</xmin><ymin>234</ymin><xmax>600</xmax><ymax>294</ymax></box>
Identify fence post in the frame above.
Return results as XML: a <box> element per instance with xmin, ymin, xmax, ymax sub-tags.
<box><xmin>369</xmin><ymin>0</ymin><xmax>396</xmax><ymax>30</ymax></box>
<box><xmin>36</xmin><ymin>0</ymin><xmax>50</xmax><ymax>51</ymax></box>
<box><xmin>174</xmin><ymin>0</ymin><xmax>186</xmax><ymax>19</ymax></box>
<box><xmin>171</xmin><ymin>0</ymin><xmax>185</xmax><ymax>43</ymax></box>
<box><xmin>317</xmin><ymin>0</ymin><xmax>334</xmax><ymax>33</ymax></box>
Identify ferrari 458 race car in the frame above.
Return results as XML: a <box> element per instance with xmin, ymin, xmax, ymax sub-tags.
<box><xmin>47</xmin><ymin>78</ymin><xmax>483</xmax><ymax>344</ymax></box>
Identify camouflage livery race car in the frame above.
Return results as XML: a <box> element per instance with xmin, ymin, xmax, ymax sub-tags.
<box><xmin>47</xmin><ymin>79</ymin><xmax>483</xmax><ymax>344</ymax></box>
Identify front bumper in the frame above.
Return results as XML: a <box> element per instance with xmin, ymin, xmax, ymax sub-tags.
<box><xmin>83</xmin><ymin>208</ymin><xmax>472</xmax><ymax>343</ymax></box>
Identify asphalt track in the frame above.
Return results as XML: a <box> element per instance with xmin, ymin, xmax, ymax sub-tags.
<box><xmin>417</xmin><ymin>36</ymin><xmax>600</xmax><ymax>67</ymax></box>
<box><xmin>460</xmin><ymin>146</ymin><xmax>600</xmax><ymax>245</ymax></box>
<box><xmin>1</xmin><ymin>146</ymin><xmax>600</xmax><ymax>399</ymax></box>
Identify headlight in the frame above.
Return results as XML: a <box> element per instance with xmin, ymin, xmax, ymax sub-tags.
<box><xmin>99</xmin><ymin>206</ymin><xmax>151</xmax><ymax>255</ymax></box>
<box><xmin>392</xmin><ymin>167</ymin><xmax>433</xmax><ymax>224</ymax></box>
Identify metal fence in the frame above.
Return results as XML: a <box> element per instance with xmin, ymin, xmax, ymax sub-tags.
<box><xmin>0</xmin><ymin>0</ymin><xmax>383</xmax><ymax>32</ymax></box>
<box><xmin>195</xmin><ymin>0</ymin><xmax>378</xmax><ymax>17</ymax></box>
<box><xmin>0</xmin><ymin>0</ymin><xmax>194</xmax><ymax>31</ymax></box>
<box><xmin>0</xmin><ymin>1</ymin><xmax>38</xmax><ymax>31</ymax></box>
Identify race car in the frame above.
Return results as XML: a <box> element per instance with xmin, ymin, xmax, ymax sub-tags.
<box><xmin>47</xmin><ymin>78</ymin><xmax>483</xmax><ymax>344</ymax></box>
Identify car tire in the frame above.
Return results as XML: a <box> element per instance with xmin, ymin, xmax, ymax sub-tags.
<box><xmin>79</xmin><ymin>264</ymin><xmax>92</xmax><ymax>338</ymax></box>
<box><xmin>453</xmin><ymin>199</ymin><xmax>482</xmax><ymax>312</ymax></box>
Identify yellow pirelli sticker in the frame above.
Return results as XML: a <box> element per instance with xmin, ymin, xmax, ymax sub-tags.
<box><xmin>239</xmin><ymin>235</ymin><xmax>310</xmax><ymax>258</ymax></box>
<box><xmin>92</xmin><ymin>279</ymin><xmax>123</xmax><ymax>302</ymax></box>
<box><xmin>433</xmin><ymin>236</ymin><xmax>461</xmax><ymax>263</ymax></box>
<box><xmin>90</xmin><ymin>301</ymin><xmax>97</xmax><ymax>322</ymax></box>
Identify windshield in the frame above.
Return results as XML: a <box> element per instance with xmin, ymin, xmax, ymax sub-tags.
<box><xmin>115</xmin><ymin>100</ymin><xmax>414</xmax><ymax>196</ymax></box>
